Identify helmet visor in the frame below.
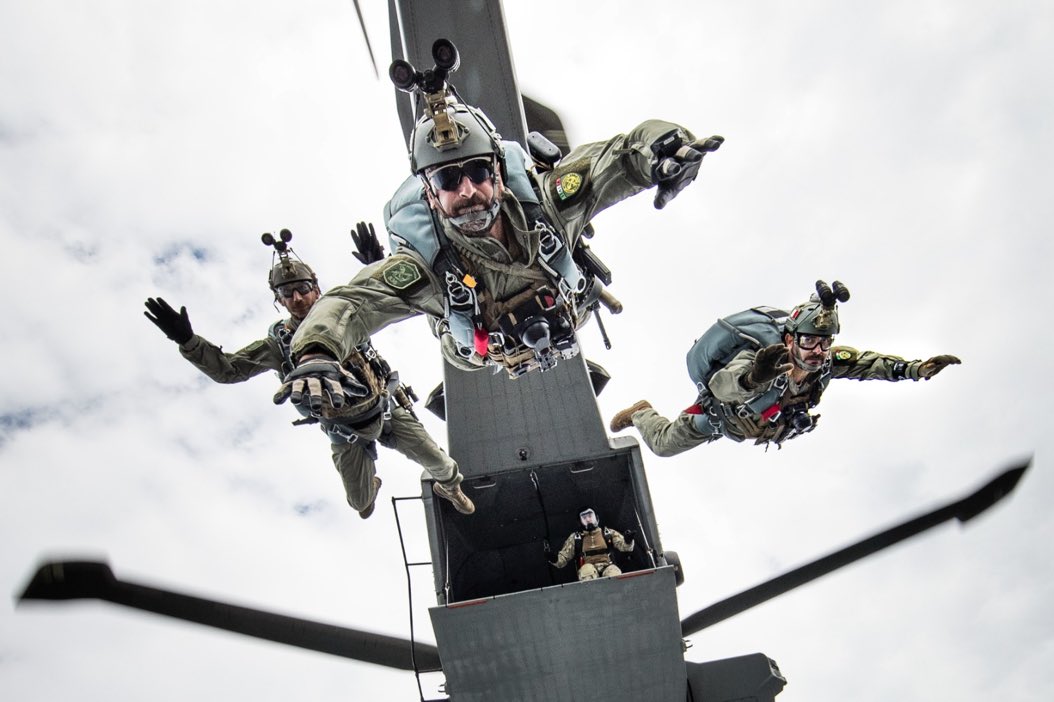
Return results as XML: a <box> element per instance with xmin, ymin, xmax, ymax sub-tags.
<box><xmin>579</xmin><ymin>508</ymin><xmax>598</xmax><ymax>528</ymax></box>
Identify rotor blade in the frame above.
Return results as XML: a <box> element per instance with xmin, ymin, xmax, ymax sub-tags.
<box><xmin>352</xmin><ymin>0</ymin><xmax>379</xmax><ymax>78</ymax></box>
<box><xmin>681</xmin><ymin>458</ymin><xmax>1030</xmax><ymax>637</ymax></box>
<box><xmin>18</xmin><ymin>560</ymin><xmax>441</xmax><ymax>672</ymax></box>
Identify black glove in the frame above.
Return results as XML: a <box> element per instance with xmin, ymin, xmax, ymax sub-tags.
<box><xmin>919</xmin><ymin>354</ymin><xmax>961</xmax><ymax>379</ymax></box>
<box><xmin>351</xmin><ymin>221</ymin><xmax>385</xmax><ymax>266</ymax></box>
<box><xmin>273</xmin><ymin>355</ymin><xmax>370</xmax><ymax>414</ymax></box>
<box><xmin>144</xmin><ymin>297</ymin><xmax>193</xmax><ymax>345</ymax></box>
<box><xmin>744</xmin><ymin>344</ymin><xmax>791</xmax><ymax>389</ymax></box>
<box><xmin>651</xmin><ymin>131</ymin><xmax>724</xmax><ymax>210</ymax></box>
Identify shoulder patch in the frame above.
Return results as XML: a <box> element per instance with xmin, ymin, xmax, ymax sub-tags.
<box><xmin>380</xmin><ymin>258</ymin><xmax>425</xmax><ymax>291</ymax></box>
<box><xmin>550</xmin><ymin>159</ymin><xmax>591</xmax><ymax>206</ymax></box>
<box><xmin>832</xmin><ymin>346</ymin><xmax>859</xmax><ymax>364</ymax></box>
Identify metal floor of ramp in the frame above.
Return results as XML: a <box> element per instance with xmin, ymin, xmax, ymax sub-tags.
<box><xmin>430</xmin><ymin>567</ymin><xmax>685</xmax><ymax>702</ymax></box>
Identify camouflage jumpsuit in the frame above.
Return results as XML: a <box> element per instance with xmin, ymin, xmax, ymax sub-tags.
<box><xmin>289</xmin><ymin>120</ymin><xmax>699</xmax><ymax>373</ymax></box>
<box><xmin>633</xmin><ymin>346</ymin><xmax>936</xmax><ymax>455</ymax></box>
<box><xmin>178</xmin><ymin>317</ymin><xmax>458</xmax><ymax>511</ymax></box>
<box><xmin>553</xmin><ymin>527</ymin><xmax>634</xmax><ymax>581</ymax></box>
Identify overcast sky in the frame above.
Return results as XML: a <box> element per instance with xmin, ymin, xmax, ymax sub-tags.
<box><xmin>1</xmin><ymin>1</ymin><xmax>1051</xmax><ymax>700</ymax></box>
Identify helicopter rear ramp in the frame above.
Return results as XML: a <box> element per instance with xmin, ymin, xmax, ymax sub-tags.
<box><xmin>429</xmin><ymin>566</ymin><xmax>685</xmax><ymax>702</ymax></box>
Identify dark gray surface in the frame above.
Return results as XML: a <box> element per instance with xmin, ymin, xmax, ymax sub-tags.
<box><xmin>444</xmin><ymin>353</ymin><xmax>611</xmax><ymax>476</ymax></box>
<box><xmin>389</xmin><ymin>0</ymin><xmax>527</xmax><ymax>146</ymax></box>
<box><xmin>685</xmin><ymin>654</ymin><xmax>787</xmax><ymax>702</ymax></box>
<box><xmin>422</xmin><ymin>442</ymin><xmax>668</xmax><ymax>603</ymax></box>
<box><xmin>430</xmin><ymin>566</ymin><xmax>686</xmax><ymax>702</ymax></box>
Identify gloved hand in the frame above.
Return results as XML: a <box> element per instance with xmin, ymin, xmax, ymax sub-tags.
<box><xmin>744</xmin><ymin>344</ymin><xmax>792</xmax><ymax>389</ymax></box>
<box><xmin>919</xmin><ymin>354</ymin><xmax>961</xmax><ymax>379</ymax></box>
<box><xmin>351</xmin><ymin>221</ymin><xmax>385</xmax><ymax>266</ymax></box>
<box><xmin>273</xmin><ymin>355</ymin><xmax>370</xmax><ymax>414</ymax></box>
<box><xmin>144</xmin><ymin>297</ymin><xmax>194</xmax><ymax>345</ymax></box>
<box><xmin>652</xmin><ymin>131</ymin><xmax>724</xmax><ymax>210</ymax></box>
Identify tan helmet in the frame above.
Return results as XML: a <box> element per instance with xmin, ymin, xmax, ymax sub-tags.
<box><xmin>261</xmin><ymin>229</ymin><xmax>317</xmax><ymax>292</ymax></box>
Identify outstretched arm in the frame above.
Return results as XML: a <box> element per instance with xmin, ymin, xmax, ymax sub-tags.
<box><xmin>145</xmin><ymin>297</ymin><xmax>280</xmax><ymax>384</ymax></box>
<box><xmin>831</xmin><ymin>346</ymin><xmax>962</xmax><ymax>381</ymax></box>
<box><xmin>540</xmin><ymin>120</ymin><xmax>723</xmax><ymax>228</ymax></box>
<box><xmin>290</xmin><ymin>254</ymin><xmax>442</xmax><ymax>362</ymax></box>
<box><xmin>180</xmin><ymin>336</ymin><xmax>282</xmax><ymax>384</ymax></box>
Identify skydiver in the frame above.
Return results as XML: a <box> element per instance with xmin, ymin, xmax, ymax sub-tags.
<box><xmin>549</xmin><ymin>508</ymin><xmax>635</xmax><ymax>581</ymax></box>
<box><xmin>275</xmin><ymin>59</ymin><xmax>723</xmax><ymax>415</ymax></box>
<box><xmin>610</xmin><ymin>280</ymin><xmax>961</xmax><ymax>453</ymax></box>
<box><xmin>143</xmin><ymin>225</ymin><xmax>475</xmax><ymax>518</ymax></box>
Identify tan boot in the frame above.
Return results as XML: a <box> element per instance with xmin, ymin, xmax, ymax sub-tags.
<box><xmin>609</xmin><ymin>400</ymin><xmax>652</xmax><ymax>432</ymax></box>
<box><xmin>433</xmin><ymin>480</ymin><xmax>475</xmax><ymax>515</ymax></box>
<box><xmin>358</xmin><ymin>476</ymin><xmax>382</xmax><ymax>520</ymax></box>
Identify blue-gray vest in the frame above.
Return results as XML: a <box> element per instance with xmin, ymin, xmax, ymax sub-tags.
<box><xmin>383</xmin><ymin>142</ymin><xmax>587</xmax><ymax>370</ymax></box>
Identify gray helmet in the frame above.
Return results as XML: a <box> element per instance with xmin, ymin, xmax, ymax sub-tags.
<box><xmin>409</xmin><ymin>102</ymin><xmax>504</xmax><ymax>174</ymax></box>
<box><xmin>784</xmin><ymin>280</ymin><xmax>850</xmax><ymax>336</ymax></box>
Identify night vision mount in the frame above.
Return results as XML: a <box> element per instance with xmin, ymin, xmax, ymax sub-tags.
<box><xmin>261</xmin><ymin>228</ymin><xmax>315</xmax><ymax>290</ymax></box>
<box><xmin>261</xmin><ymin>228</ymin><xmax>299</xmax><ymax>266</ymax></box>
<box><xmin>815</xmin><ymin>280</ymin><xmax>850</xmax><ymax>309</ymax></box>
<box><xmin>389</xmin><ymin>39</ymin><xmax>465</xmax><ymax>148</ymax></box>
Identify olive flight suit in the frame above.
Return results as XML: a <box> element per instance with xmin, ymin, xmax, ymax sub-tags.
<box><xmin>633</xmin><ymin>346</ymin><xmax>937</xmax><ymax>455</ymax></box>
<box><xmin>178</xmin><ymin>317</ymin><xmax>458</xmax><ymax>511</ymax></box>
<box><xmin>290</xmin><ymin>120</ymin><xmax>702</xmax><ymax>374</ymax></box>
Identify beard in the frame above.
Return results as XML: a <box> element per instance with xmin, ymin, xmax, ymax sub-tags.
<box><xmin>448</xmin><ymin>193</ymin><xmax>500</xmax><ymax>235</ymax></box>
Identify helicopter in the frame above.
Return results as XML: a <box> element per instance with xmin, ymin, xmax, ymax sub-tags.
<box><xmin>14</xmin><ymin>2</ymin><xmax>1035</xmax><ymax>701</ymax></box>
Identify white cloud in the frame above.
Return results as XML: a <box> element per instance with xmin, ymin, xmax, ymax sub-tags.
<box><xmin>1</xmin><ymin>1</ymin><xmax>1050</xmax><ymax>701</ymax></box>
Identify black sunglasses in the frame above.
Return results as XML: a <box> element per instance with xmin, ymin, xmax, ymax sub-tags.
<box><xmin>428</xmin><ymin>158</ymin><xmax>495</xmax><ymax>192</ymax></box>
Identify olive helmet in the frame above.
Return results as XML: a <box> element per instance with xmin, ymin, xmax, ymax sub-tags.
<box><xmin>261</xmin><ymin>229</ymin><xmax>318</xmax><ymax>292</ymax></box>
<box><xmin>390</xmin><ymin>39</ymin><xmax>505</xmax><ymax>175</ymax></box>
<box><xmin>784</xmin><ymin>280</ymin><xmax>850</xmax><ymax>336</ymax></box>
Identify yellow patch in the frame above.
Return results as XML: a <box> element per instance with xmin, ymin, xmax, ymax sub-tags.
<box><xmin>556</xmin><ymin>172</ymin><xmax>583</xmax><ymax>200</ymax></box>
<box><xmin>834</xmin><ymin>349</ymin><xmax>853</xmax><ymax>361</ymax></box>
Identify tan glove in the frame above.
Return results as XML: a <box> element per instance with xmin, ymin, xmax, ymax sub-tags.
<box><xmin>743</xmin><ymin>344</ymin><xmax>792</xmax><ymax>389</ymax></box>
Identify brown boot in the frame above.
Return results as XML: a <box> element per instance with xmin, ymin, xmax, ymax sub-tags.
<box><xmin>609</xmin><ymin>400</ymin><xmax>652</xmax><ymax>432</ymax></box>
<box><xmin>358</xmin><ymin>476</ymin><xmax>382</xmax><ymax>520</ymax></box>
<box><xmin>433</xmin><ymin>480</ymin><xmax>475</xmax><ymax>515</ymax></box>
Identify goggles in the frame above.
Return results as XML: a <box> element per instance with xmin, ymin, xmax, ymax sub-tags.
<box><xmin>275</xmin><ymin>280</ymin><xmax>315</xmax><ymax>299</ymax></box>
<box><xmin>427</xmin><ymin>157</ymin><xmax>495</xmax><ymax>192</ymax></box>
<box><xmin>796</xmin><ymin>334</ymin><xmax>834</xmax><ymax>351</ymax></box>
